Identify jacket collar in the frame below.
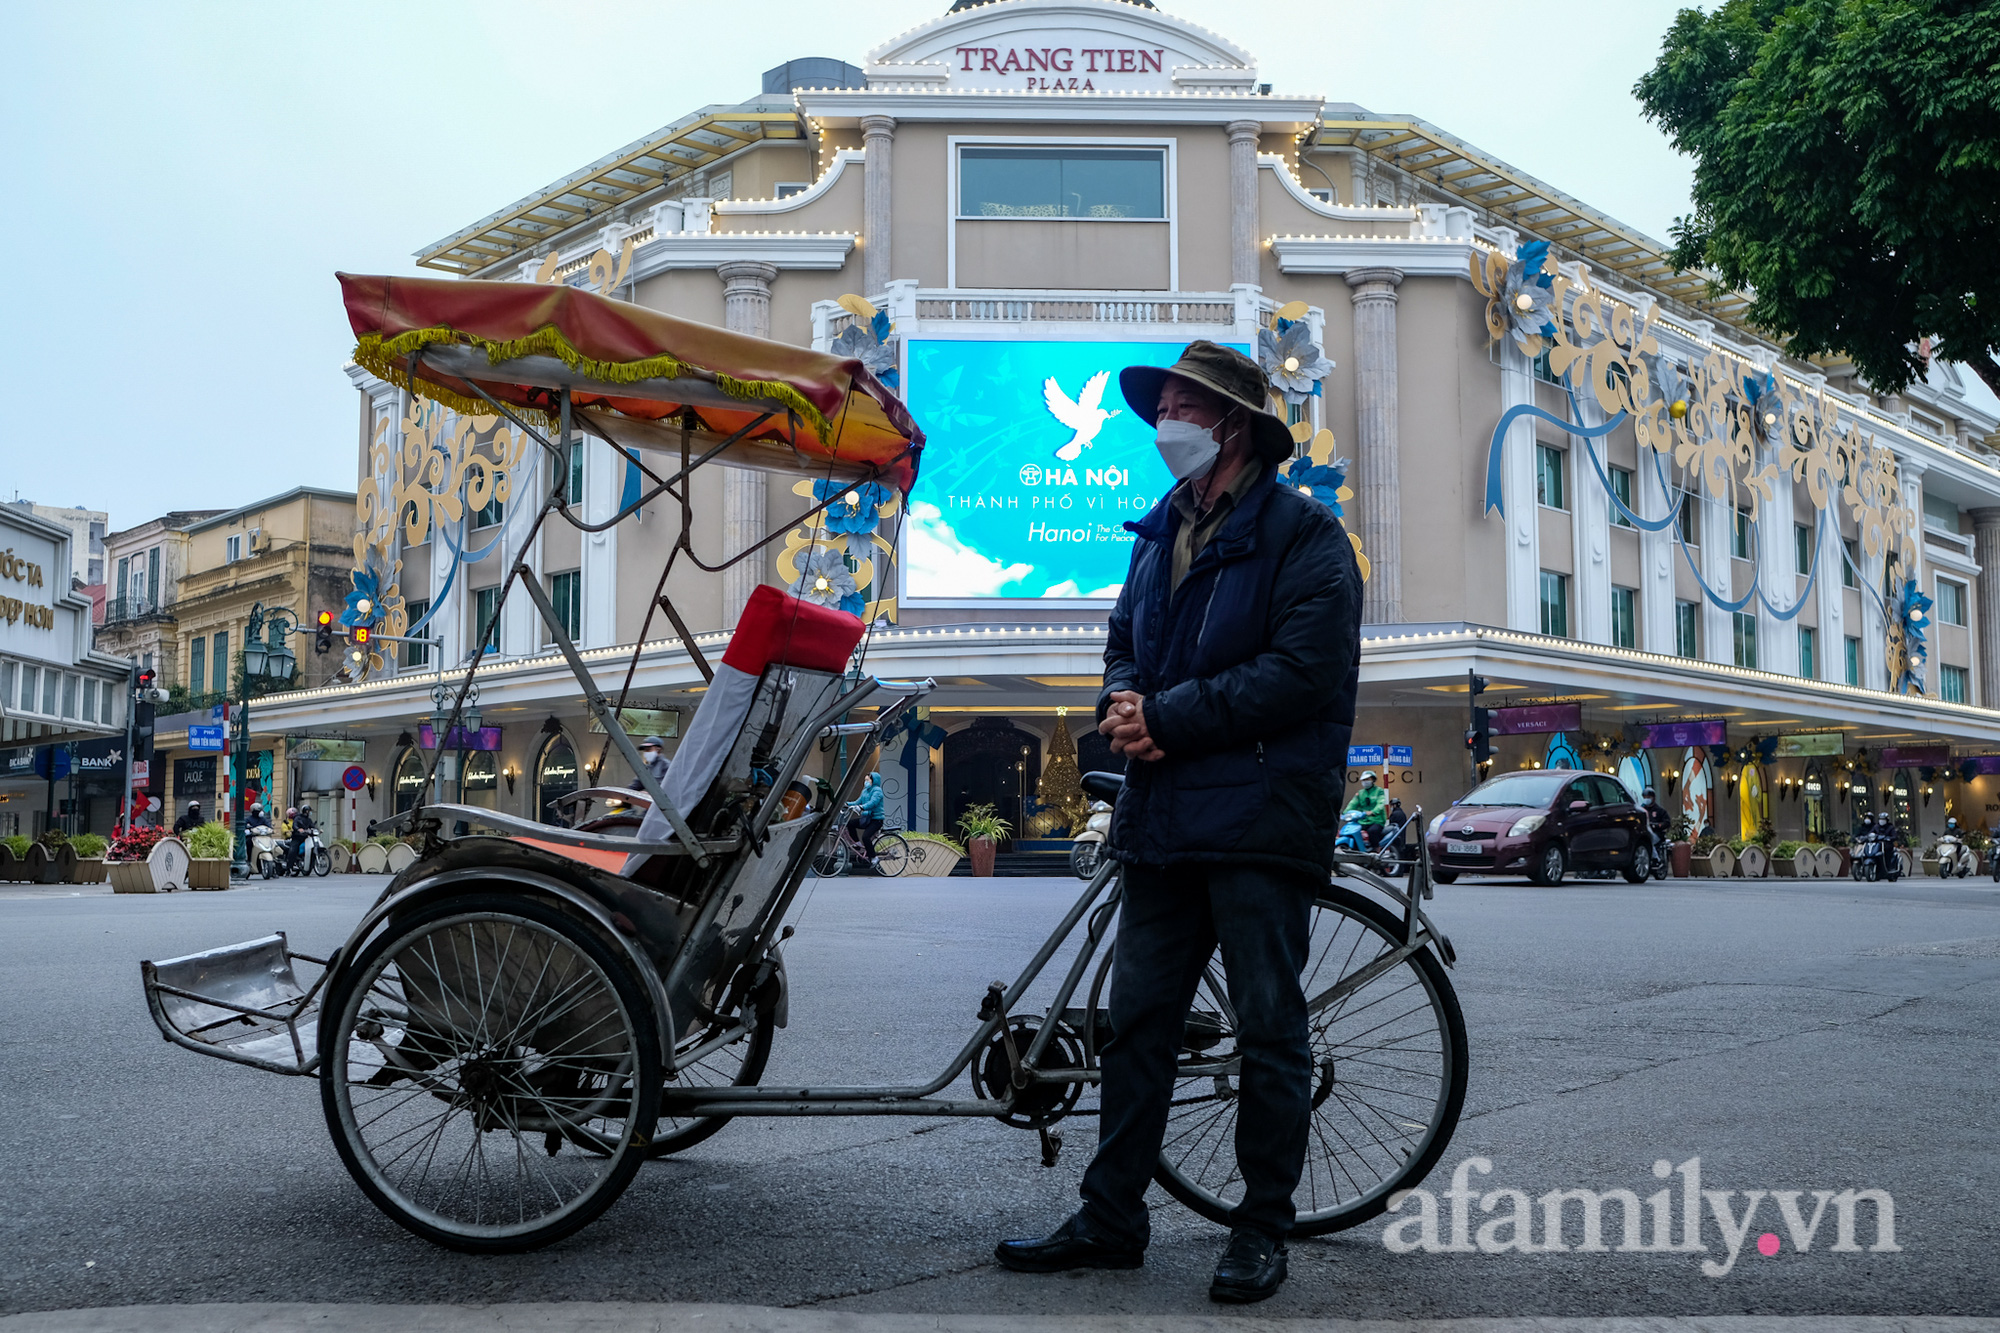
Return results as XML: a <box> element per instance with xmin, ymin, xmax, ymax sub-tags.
<box><xmin>1126</xmin><ymin>466</ymin><xmax>1280</xmax><ymax>548</ymax></box>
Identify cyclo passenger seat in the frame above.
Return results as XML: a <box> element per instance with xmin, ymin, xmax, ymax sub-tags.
<box><xmin>1081</xmin><ymin>771</ymin><xmax>1125</xmax><ymax>802</ymax></box>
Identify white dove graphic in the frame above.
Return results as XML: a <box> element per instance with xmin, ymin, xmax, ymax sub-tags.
<box><xmin>1043</xmin><ymin>371</ymin><xmax>1121</xmax><ymax>462</ymax></box>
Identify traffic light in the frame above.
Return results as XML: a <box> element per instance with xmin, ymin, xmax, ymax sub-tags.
<box><xmin>314</xmin><ymin>610</ymin><xmax>334</xmax><ymax>655</ymax></box>
<box><xmin>135</xmin><ymin>667</ymin><xmax>168</xmax><ymax>704</ymax></box>
<box><xmin>1465</xmin><ymin>671</ymin><xmax>1491</xmax><ymax>764</ymax></box>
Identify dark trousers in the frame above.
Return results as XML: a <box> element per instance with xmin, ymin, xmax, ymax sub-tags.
<box><xmin>1078</xmin><ymin>861</ymin><xmax>1315</xmax><ymax>1247</ymax></box>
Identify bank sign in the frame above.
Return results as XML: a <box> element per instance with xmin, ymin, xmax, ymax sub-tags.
<box><xmin>903</xmin><ymin>339</ymin><xmax>1248</xmax><ymax>603</ymax></box>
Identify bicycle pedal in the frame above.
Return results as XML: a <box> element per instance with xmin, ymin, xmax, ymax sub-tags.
<box><xmin>1038</xmin><ymin>1125</ymin><xmax>1062</xmax><ymax>1168</ymax></box>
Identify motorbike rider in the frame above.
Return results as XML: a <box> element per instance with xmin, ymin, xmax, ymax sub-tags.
<box><xmin>1342</xmin><ymin>771</ymin><xmax>1388</xmax><ymax>850</ymax></box>
<box><xmin>1641</xmin><ymin>787</ymin><xmax>1671</xmax><ymax>862</ymax></box>
<box><xmin>629</xmin><ymin>735</ymin><xmax>670</xmax><ymax>792</ymax></box>
<box><xmin>172</xmin><ymin>800</ymin><xmax>204</xmax><ymax>835</ymax></box>
<box><xmin>287</xmin><ymin>804</ymin><xmax>317</xmax><ymax>872</ymax></box>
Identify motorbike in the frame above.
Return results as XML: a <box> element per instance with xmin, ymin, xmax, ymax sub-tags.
<box><xmin>1850</xmin><ymin>818</ymin><xmax>1902</xmax><ymax>882</ymax></box>
<box><xmin>1069</xmin><ymin>800</ymin><xmax>1113</xmax><ymax>880</ymax></box>
<box><xmin>1932</xmin><ymin>828</ymin><xmax>1977</xmax><ymax>878</ymax></box>
<box><xmin>1337</xmin><ymin>799</ymin><xmax>1417</xmax><ymax>875</ymax></box>
<box><xmin>251</xmin><ymin>825</ymin><xmax>333</xmax><ymax>879</ymax></box>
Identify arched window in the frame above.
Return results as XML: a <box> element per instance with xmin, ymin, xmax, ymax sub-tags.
<box><xmin>460</xmin><ymin>751</ymin><xmax>497</xmax><ymax>808</ymax></box>
<box><xmin>1888</xmin><ymin>768</ymin><xmax>1915</xmax><ymax>839</ymax></box>
<box><xmin>536</xmin><ymin>734</ymin><xmax>578</xmax><ymax>825</ymax></box>
<box><xmin>392</xmin><ymin>747</ymin><xmax>427</xmax><ymax>815</ymax></box>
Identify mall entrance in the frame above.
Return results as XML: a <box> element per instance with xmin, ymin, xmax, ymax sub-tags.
<box><xmin>940</xmin><ymin>717</ymin><xmax>1040</xmax><ymax>848</ymax></box>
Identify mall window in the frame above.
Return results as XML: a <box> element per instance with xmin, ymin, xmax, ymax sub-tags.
<box><xmin>41</xmin><ymin>669</ymin><xmax>57</xmax><ymax>714</ymax></box>
<box><xmin>568</xmin><ymin>448</ymin><xmax>584</xmax><ymax>505</ymax></box>
<box><xmin>61</xmin><ymin>674</ymin><xmax>77</xmax><ymax>719</ymax></box>
<box><xmin>957</xmin><ymin>145</ymin><xmax>1166</xmax><ymax>219</ymax></box>
<box><xmin>1842</xmin><ymin>538</ymin><xmax>1859</xmax><ymax>588</ymax></box>
<box><xmin>1539</xmin><ymin>570</ymin><xmax>1570</xmax><ymax>637</ymax></box>
<box><xmin>20</xmin><ymin>665</ymin><xmax>38</xmax><ymax>715</ymax></box>
<box><xmin>474</xmin><ymin>495</ymin><xmax>503</xmax><ymax>529</ymax></box>
<box><xmin>1797</xmin><ymin>625</ymin><xmax>1817</xmax><ymax>678</ymax></box>
<box><xmin>1611</xmin><ymin>585</ymin><xmax>1637</xmax><ymax>648</ymax></box>
<box><xmin>1844</xmin><ymin>635</ymin><xmax>1861</xmax><ymax>685</ymax></box>
<box><xmin>393</xmin><ymin>746</ymin><xmax>427</xmax><ymax>816</ymax></box>
<box><xmin>1732</xmin><ymin>505</ymin><xmax>1751</xmax><ymax>560</ymax></box>
<box><xmin>550</xmin><ymin>571</ymin><xmax>582</xmax><ymax>643</ymax></box>
<box><xmin>1609</xmin><ymin>466</ymin><xmax>1634</xmax><ymax>527</ymax></box>
<box><xmin>189</xmin><ymin>637</ymin><xmax>206</xmax><ymax>696</ymax></box>
<box><xmin>774</xmin><ymin>182</ymin><xmax>808</xmax><ymax>200</ymax></box>
<box><xmin>83</xmin><ymin>679</ymin><xmax>98</xmax><ymax>723</ymax></box>
<box><xmin>402</xmin><ymin>600</ymin><xmax>429</xmax><ymax>668</ymax></box>
<box><xmin>1532</xmin><ymin>347</ymin><xmax>1560</xmax><ymax>385</ymax></box>
<box><xmin>1732</xmin><ymin>611</ymin><xmax>1758</xmax><ymax>669</ymax></box>
<box><xmin>1536</xmin><ymin>444</ymin><xmax>1567</xmax><ymax>510</ymax></box>
<box><xmin>1675</xmin><ymin>489</ymin><xmax>1698</xmax><ymax>546</ymax></box>
<box><xmin>1795</xmin><ymin>523</ymin><xmax>1813</xmax><ymax>576</ymax></box>
<box><xmin>1936</xmin><ymin>577</ymin><xmax>1967</xmax><ymax>626</ymax></box>
<box><xmin>1675</xmin><ymin>600</ymin><xmax>1699</xmax><ymax>659</ymax></box>
<box><xmin>1941</xmin><ymin>664</ymin><xmax>1970</xmax><ymax>703</ymax></box>
<box><xmin>473</xmin><ymin>588</ymin><xmax>500</xmax><ymax>654</ymax></box>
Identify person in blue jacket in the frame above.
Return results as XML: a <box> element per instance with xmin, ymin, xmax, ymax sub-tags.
<box><xmin>850</xmin><ymin>772</ymin><xmax>886</xmax><ymax>865</ymax></box>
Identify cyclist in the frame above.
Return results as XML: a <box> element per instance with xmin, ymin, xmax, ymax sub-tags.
<box><xmin>1342</xmin><ymin>771</ymin><xmax>1388</xmax><ymax>851</ymax></box>
<box><xmin>849</xmin><ymin>772</ymin><xmax>885</xmax><ymax>866</ymax></box>
<box><xmin>1641</xmin><ymin>786</ymin><xmax>1671</xmax><ymax>865</ymax></box>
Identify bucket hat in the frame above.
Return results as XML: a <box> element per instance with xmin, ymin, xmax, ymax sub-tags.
<box><xmin>1119</xmin><ymin>339</ymin><xmax>1295</xmax><ymax>463</ymax></box>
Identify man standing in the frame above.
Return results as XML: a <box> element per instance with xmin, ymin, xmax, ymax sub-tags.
<box><xmin>996</xmin><ymin>341</ymin><xmax>1362</xmax><ymax>1303</ymax></box>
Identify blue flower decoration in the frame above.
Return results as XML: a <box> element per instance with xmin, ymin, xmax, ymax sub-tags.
<box><xmin>1281</xmin><ymin>456</ymin><xmax>1350</xmax><ymax>516</ymax></box>
<box><xmin>341</xmin><ymin>558</ymin><xmax>386</xmax><ymax>629</ymax></box>
<box><xmin>813</xmin><ymin>480</ymin><xmax>892</xmax><ymax>535</ymax></box>
<box><xmin>1893</xmin><ymin>577</ymin><xmax>1933</xmax><ymax>693</ymax></box>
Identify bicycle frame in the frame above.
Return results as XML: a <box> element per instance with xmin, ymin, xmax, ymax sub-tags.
<box><xmin>660</xmin><ymin>812</ymin><xmax>1454</xmax><ymax>1121</ymax></box>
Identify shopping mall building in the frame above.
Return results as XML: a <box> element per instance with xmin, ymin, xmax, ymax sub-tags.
<box><xmin>159</xmin><ymin>0</ymin><xmax>2000</xmax><ymax>853</ymax></box>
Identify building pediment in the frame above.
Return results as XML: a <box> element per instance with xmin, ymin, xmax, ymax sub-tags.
<box><xmin>866</xmin><ymin>0</ymin><xmax>1257</xmax><ymax>91</ymax></box>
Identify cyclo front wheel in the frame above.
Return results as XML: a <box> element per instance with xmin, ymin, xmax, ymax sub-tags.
<box><xmin>1150</xmin><ymin>884</ymin><xmax>1468</xmax><ymax>1236</ymax></box>
<box><xmin>319</xmin><ymin>892</ymin><xmax>661</xmax><ymax>1253</ymax></box>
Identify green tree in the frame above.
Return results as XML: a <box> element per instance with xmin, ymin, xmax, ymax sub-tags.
<box><xmin>1636</xmin><ymin>0</ymin><xmax>2000</xmax><ymax>397</ymax></box>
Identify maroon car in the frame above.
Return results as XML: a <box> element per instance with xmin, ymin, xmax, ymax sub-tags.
<box><xmin>1425</xmin><ymin>769</ymin><xmax>1651</xmax><ymax>886</ymax></box>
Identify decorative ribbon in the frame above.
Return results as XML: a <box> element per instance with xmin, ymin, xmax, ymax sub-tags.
<box><xmin>1483</xmin><ymin>403</ymin><xmax>1628</xmax><ymax>515</ymax></box>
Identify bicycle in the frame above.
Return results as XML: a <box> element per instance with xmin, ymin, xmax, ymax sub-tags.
<box><xmin>812</xmin><ymin>804</ymin><xmax>910</xmax><ymax>878</ymax></box>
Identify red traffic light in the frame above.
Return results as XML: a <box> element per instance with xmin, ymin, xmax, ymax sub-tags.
<box><xmin>317</xmin><ymin>610</ymin><xmax>334</xmax><ymax>628</ymax></box>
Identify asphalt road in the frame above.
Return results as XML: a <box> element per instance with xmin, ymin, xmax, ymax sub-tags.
<box><xmin>2</xmin><ymin>869</ymin><xmax>1996</xmax><ymax>1320</ymax></box>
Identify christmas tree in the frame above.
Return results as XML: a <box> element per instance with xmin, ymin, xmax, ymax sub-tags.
<box><xmin>1034</xmin><ymin>707</ymin><xmax>1091</xmax><ymax>836</ymax></box>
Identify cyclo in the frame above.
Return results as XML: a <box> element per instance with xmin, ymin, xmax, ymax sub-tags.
<box><xmin>140</xmin><ymin>275</ymin><xmax>1467</xmax><ymax>1253</ymax></box>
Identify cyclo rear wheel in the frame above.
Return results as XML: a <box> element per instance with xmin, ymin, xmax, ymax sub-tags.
<box><xmin>1148</xmin><ymin>884</ymin><xmax>1468</xmax><ymax>1236</ymax></box>
<box><xmin>319</xmin><ymin>892</ymin><xmax>661</xmax><ymax>1253</ymax></box>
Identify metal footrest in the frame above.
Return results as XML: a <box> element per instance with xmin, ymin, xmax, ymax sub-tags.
<box><xmin>141</xmin><ymin>932</ymin><xmax>326</xmax><ymax>1076</ymax></box>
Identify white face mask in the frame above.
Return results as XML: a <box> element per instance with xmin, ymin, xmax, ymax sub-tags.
<box><xmin>1154</xmin><ymin>417</ymin><xmax>1221</xmax><ymax>481</ymax></box>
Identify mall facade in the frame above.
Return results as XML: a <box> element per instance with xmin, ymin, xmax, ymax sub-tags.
<box><xmin>160</xmin><ymin>0</ymin><xmax>2000</xmax><ymax>852</ymax></box>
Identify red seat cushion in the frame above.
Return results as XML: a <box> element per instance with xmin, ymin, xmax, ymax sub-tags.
<box><xmin>721</xmin><ymin>584</ymin><xmax>865</xmax><ymax>675</ymax></box>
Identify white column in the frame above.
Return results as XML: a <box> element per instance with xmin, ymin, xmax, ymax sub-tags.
<box><xmin>1569</xmin><ymin>396</ymin><xmax>1612</xmax><ymax>644</ymax></box>
<box><xmin>1226</xmin><ymin>120</ymin><xmax>1261</xmax><ymax>287</ymax></box>
<box><xmin>719</xmin><ymin>261</ymin><xmax>779</xmax><ymax>626</ymax></box>
<box><xmin>1639</xmin><ymin>447</ymin><xmax>1675</xmax><ymax>653</ymax></box>
<box><xmin>1860</xmin><ymin>533</ymin><xmax>1888</xmax><ymax>691</ymax></box>
<box><xmin>1500</xmin><ymin>340</ymin><xmax>1540</xmax><ymax>633</ymax></box>
<box><xmin>1700</xmin><ymin>494</ymin><xmax>1734</xmax><ymax>666</ymax></box>
<box><xmin>861</xmin><ymin>115</ymin><xmax>896</xmax><ymax>297</ymax></box>
<box><xmin>1758</xmin><ymin>452</ymin><xmax>1799</xmax><ymax>675</ymax></box>
<box><xmin>1346</xmin><ymin>267</ymin><xmax>1403</xmax><ymax>624</ymax></box>
<box><xmin>582</xmin><ymin>437</ymin><xmax>619</xmax><ymax>649</ymax></box>
<box><xmin>1970</xmin><ymin>508</ymin><xmax>2000</xmax><ymax>704</ymax></box>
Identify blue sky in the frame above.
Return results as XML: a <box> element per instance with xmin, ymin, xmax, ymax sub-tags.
<box><xmin>2</xmin><ymin>1</ymin><xmax>1701</xmax><ymax>537</ymax></box>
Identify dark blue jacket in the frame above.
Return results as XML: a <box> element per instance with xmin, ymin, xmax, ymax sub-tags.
<box><xmin>1099</xmin><ymin>469</ymin><xmax>1362</xmax><ymax>878</ymax></box>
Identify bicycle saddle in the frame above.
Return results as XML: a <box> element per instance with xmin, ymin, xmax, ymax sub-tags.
<box><xmin>1081</xmin><ymin>771</ymin><xmax>1126</xmax><ymax>801</ymax></box>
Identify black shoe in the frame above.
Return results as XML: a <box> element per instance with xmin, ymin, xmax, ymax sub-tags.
<box><xmin>995</xmin><ymin>1214</ymin><xmax>1144</xmax><ymax>1273</ymax></box>
<box><xmin>1209</xmin><ymin>1228</ymin><xmax>1287</xmax><ymax>1303</ymax></box>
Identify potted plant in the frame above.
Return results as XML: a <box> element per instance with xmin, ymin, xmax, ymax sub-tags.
<box><xmin>957</xmin><ymin>803</ymin><xmax>1011</xmax><ymax>878</ymax></box>
<box><xmin>903</xmin><ymin>832</ymin><xmax>965</xmax><ymax>877</ymax></box>
<box><xmin>1771</xmin><ymin>840</ymin><xmax>1803</xmax><ymax>877</ymax></box>
<box><xmin>0</xmin><ymin>835</ymin><xmax>24</xmax><ymax>882</ymax></box>
<box><xmin>27</xmin><ymin>830</ymin><xmax>68</xmax><ymax>884</ymax></box>
<box><xmin>1667</xmin><ymin>815</ymin><xmax>1693</xmax><ymax>878</ymax></box>
<box><xmin>184</xmin><ymin>821</ymin><xmax>235</xmax><ymax>889</ymax></box>
<box><xmin>107</xmin><ymin>825</ymin><xmax>180</xmax><ymax>893</ymax></box>
<box><xmin>69</xmin><ymin>833</ymin><xmax>109</xmax><ymax>883</ymax></box>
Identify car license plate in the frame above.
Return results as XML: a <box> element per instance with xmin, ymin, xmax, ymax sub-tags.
<box><xmin>1444</xmin><ymin>839</ymin><xmax>1482</xmax><ymax>855</ymax></box>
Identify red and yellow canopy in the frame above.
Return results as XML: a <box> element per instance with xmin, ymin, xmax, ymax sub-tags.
<box><xmin>340</xmin><ymin>273</ymin><xmax>923</xmax><ymax>490</ymax></box>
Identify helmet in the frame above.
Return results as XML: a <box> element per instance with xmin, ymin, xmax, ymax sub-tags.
<box><xmin>187</xmin><ymin>799</ymin><xmax>200</xmax><ymax>809</ymax></box>
<box><xmin>641</xmin><ymin>735</ymin><xmax>665</xmax><ymax>750</ymax></box>
<box><xmin>1360</xmin><ymin>771</ymin><xmax>1377</xmax><ymax>783</ymax></box>
<box><xmin>285</xmin><ymin>807</ymin><xmax>297</xmax><ymax>818</ymax></box>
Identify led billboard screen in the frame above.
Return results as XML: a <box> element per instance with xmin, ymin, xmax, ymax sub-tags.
<box><xmin>902</xmin><ymin>338</ymin><xmax>1249</xmax><ymax>601</ymax></box>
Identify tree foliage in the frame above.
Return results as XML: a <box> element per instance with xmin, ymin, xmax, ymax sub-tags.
<box><xmin>1636</xmin><ymin>0</ymin><xmax>2000</xmax><ymax>397</ymax></box>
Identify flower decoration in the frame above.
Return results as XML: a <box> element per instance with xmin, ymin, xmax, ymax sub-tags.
<box><xmin>1258</xmin><ymin>319</ymin><xmax>1334</xmax><ymax>405</ymax></box>
<box><xmin>1888</xmin><ymin>576</ymin><xmax>1932</xmax><ymax>694</ymax></box>
<box><xmin>341</xmin><ymin>560</ymin><xmax>386</xmax><ymax>630</ymax></box>
<box><xmin>791</xmin><ymin>545</ymin><xmax>863</xmax><ymax>616</ymax></box>
<box><xmin>1282</xmin><ymin>455</ymin><xmax>1351</xmax><ymax>516</ymax></box>
<box><xmin>1473</xmin><ymin>239</ymin><xmax>1558</xmax><ymax>356</ymax></box>
<box><xmin>831</xmin><ymin>297</ymin><xmax>898</xmax><ymax>388</ymax></box>
<box><xmin>1741</xmin><ymin>369</ymin><xmax>1783</xmax><ymax>445</ymax></box>
<box><xmin>813</xmin><ymin>480</ymin><xmax>893</xmax><ymax>537</ymax></box>
<box><xmin>1647</xmin><ymin>350</ymin><xmax>1690</xmax><ymax>421</ymax></box>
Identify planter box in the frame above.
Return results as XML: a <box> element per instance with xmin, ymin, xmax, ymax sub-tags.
<box><xmin>1738</xmin><ymin>845</ymin><xmax>1769</xmax><ymax>878</ymax></box>
<box><xmin>1921</xmin><ymin>857</ymin><xmax>1940</xmax><ymax>877</ymax></box>
<box><xmin>108</xmin><ymin>861</ymin><xmax>158</xmax><ymax>893</ymax></box>
<box><xmin>904</xmin><ymin>841</ymin><xmax>963</xmax><ymax>876</ymax></box>
<box><xmin>0</xmin><ymin>847</ymin><xmax>26</xmax><ymax>882</ymax></box>
<box><xmin>147</xmin><ymin>837</ymin><xmax>190</xmax><ymax>892</ymax></box>
<box><xmin>385</xmin><ymin>843</ymin><xmax>418</xmax><ymax>874</ymax></box>
<box><xmin>188</xmin><ymin>858</ymin><xmax>233</xmax><ymax>890</ymax></box>
<box><xmin>329</xmin><ymin>845</ymin><xmax>352</xmax><ymax>873</ymax></box>
<box><xmin>26</xmin><ymin>844</ymin><xmax>57</xmax><ymax>884</ymax></box>
<box><xmin>968</xmin><ymin>836</ymin><xmax>996</xmax><ymax>877</ymax></box>
<box><xmin>1772</xmin><ymin>856</ymin><xmax>1798</xmax><ymax>877</ymax></box>
<box><xmin>356</xmin><ymin>844</ymin><xmax>390</xmax><ymax>874</ymax></box>
<box><xmin>1669</xmin><ymin>842</ymin><xmax>1693</xmax><ymax>878</ymax></box>
<box><xmin>1706</xmin><ymin>846</ymin><xmax>1735</xmax><ymax>877</ymax></box>
<box><xmin>69</xmin><ymin>857</ymin><xmax>108</xmax><ymax>884</ymax></box>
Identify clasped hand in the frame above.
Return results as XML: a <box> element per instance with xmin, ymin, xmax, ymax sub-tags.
<box><xmin>1100</xmin><ymin>689</ymin><xmax>1166</xmax><ymax>763</ymax></box>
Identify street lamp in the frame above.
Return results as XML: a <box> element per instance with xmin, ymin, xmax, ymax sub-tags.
<box><xmin>231</xmin><ymin>601</ymin><xmax>299</xmax><ymax>877</ymax></box>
